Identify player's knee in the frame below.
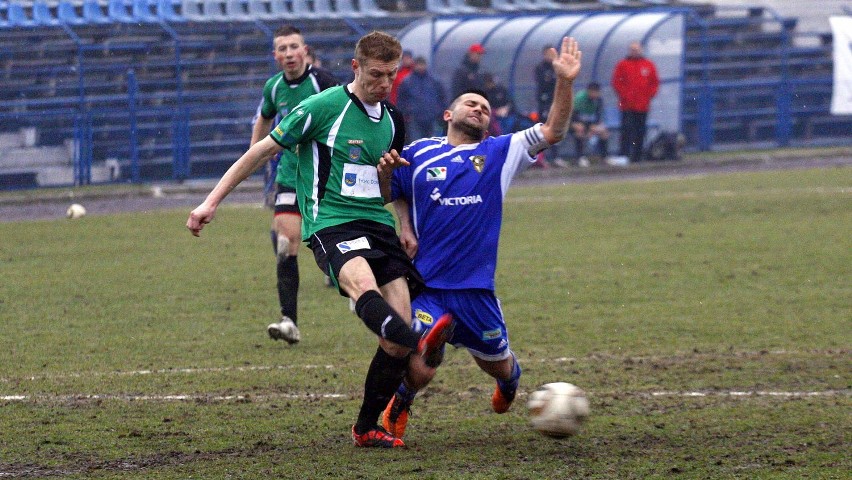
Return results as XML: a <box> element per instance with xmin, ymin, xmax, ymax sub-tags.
<box><xmin>379</xmin><ymin>339</ymin><xmax>411</xmax><ymax>359</ymax></box>
<box><xmin>276</xmin><ymin>234</ymin><xmax>290</xmax><ymax>258</ymax></box>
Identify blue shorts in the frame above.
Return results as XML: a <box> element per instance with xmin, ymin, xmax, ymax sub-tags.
<box><xmin>412</xmin><ymin>288</ymin><xmax>510</xmax><ymax>362</ymax></box>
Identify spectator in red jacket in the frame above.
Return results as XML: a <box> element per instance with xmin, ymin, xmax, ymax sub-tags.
<box><xmin>611</xmin><ymin>42</ymin><xmax>659</xmax><ymax>163</ymax></box>
<box><xmin>390</xmin><ymin>50</ymin><xmax>414</xmax><ymax>105</ymax></box>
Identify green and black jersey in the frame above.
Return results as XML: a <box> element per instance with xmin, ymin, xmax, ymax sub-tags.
<box><xmin>259</xmin><ymin>65</ymin><xmax>339</xmax><ymax>188</ymax></box>
<box><xmin>269</xmin><ymin>85</ymin><xmax>406</xmax><ymax>240</ymax></box>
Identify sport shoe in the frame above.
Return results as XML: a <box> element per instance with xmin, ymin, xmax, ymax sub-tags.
<box><xmin>417</xmin><ymin>314</ymin><xmax>454</xmax><ymax>368</ymax></box>
<box><xmin>382</xmin><ymin>393</ymin><xmax>412</xmax><ymax>438</ymax></box>
<box><xmin>491</xmin><ymin>382</ymin><xmax>517</xmax><ymax>414</ymax></box>
<box><xmin>351</xmin><ymin>425</ymin><xmax>405</xmax><ymax>448</ymax></box>
<box><xmin>267</xmin><ymin>316</ymin><xmax>301</xmax><ymax>344</ymax></box>
<box><xmin>553</xmin><ymin>158</ymin><xmax>570</xmax><ymax>168</ymax></box>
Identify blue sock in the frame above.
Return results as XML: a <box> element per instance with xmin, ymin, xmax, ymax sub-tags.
<box><xmin>397</xmin><ymin>381</ymin><xmax>417</xmax><ymax>403</ymax></box>
<box><xmin>497</xmin><ymin>352</ymin><xmax>522</xmax><ymax>394</ymax></box>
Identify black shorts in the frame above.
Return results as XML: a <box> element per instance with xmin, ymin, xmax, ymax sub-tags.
<box><xmin>273</xmin><ymin>183</ymin><xmax>301</xmax><ymax>216</ymax></box>
<box><xmin>309</xmin><ymin>219</ymin><xmax>425</xmax><ymax>299</ymax></box>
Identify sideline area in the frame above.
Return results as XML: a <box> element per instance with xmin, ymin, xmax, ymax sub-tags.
<box><xmin>1</xmin><ymin>146</ymin><xmax>850</xmax><ymax>222</ymax></box>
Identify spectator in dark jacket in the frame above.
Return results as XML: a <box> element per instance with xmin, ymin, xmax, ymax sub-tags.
<box><xmin>397</xmin><ymin>57</ymin><xmax>447</xmax><ymax>143</ymax></box>
<box><xmin>534</xmin><ymin>44</ymin><xmax>564</xmax><ymax>166</ymax></box>
<box><xmin>452</xmin><ymin>44</ymin><xmax>486</xmax><ymax>98</ymax></box>
<box><xmin>611</xmin><ymin>42</ymin><xmax>659</xmax><ymax>163</ymax></box>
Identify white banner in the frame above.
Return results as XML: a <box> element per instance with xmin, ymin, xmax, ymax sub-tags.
<box><xmin>830</xmin><ymin>17</ymin><xmax>852</xmax><ymax>115</ymax></box>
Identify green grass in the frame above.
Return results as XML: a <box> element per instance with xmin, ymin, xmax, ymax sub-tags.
<box><xmin>1</xmin><ymin>167</ymin><xmax>850</xmax><ymax>478</ymax></box>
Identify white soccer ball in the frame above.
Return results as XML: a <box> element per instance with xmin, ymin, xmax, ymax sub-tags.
<box><xmin>527</xmin><ymin>382</ymin><xmax>590</xmax><ymax>437</ymax></box>
<box><xmin>66</xmin><ymin>203</ymin><xmax>86</xmax><ymax>219</ymax></box>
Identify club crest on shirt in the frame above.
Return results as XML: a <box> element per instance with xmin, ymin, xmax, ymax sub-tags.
<box><xmin>344</xmin><ymin>172</ymin><xmax>357</xmax><ymax>187</ymax></box>
<box><xmin>349</xmin><ymin>147</ymin><xmax>361</xmax><ymax>161</ymax></box>
<box><xmin>469</xmin><ymin>155</ymin><xmax>485</xmax><ymax>173</ymax></box>
<box><xmin>426</xmin><ymin>167</ymin><xmax>446</xmax><ymax>181</ymax></box>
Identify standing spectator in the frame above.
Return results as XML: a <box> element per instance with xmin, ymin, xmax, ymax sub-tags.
<box><xmin>390</xmin><ymin>50</ymin><xmax>414</xmax><ymax>105</ymax></box>
<box><xmin>251</xmin><ymin>25</ymin><xmax>339</xmax><ymax>344</ymax></box>
<box><xmin>483</xmin><ymin>72</ymin><xmax>510</xmax><ymax>137</ymax></box>
<box><xmin>570</xmin><ymin>81</ymin><xmax>610</xmax><ymax>166</ymax></box>
<box><xmin>452</xmin><ymin>43</ymin><xmax>486</xmax><ymax>98</ymax></box>
<box><xmin>187</xmin><ymin>31</ymin><xmax>453</xmax><ymax>449</ymax></box>
<box><xmin>611</xmin><ymin>41</ymin><xmax>659</xmax><ymax>163</ymax></box>
<box><xmin>397</xmin><ymin>56</ymin><xmax>446</xmax><ymax>143</ymax></box>
<box><xmin>535</xmin><ymin>44</ymin><xmax>564</xmax><ymax>166</ymax></box>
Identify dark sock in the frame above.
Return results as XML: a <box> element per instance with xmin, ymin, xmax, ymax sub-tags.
<box><xmin>270</xmin><ymin>229</ymin><xmax>277</xmax><ymax>255</ymax></box>
<box><xmin>277</xmin><ymin>255</ymin><xmax>299</xmax><ymax>323</ymax></box>
<box><xmin>354</xmin><ymin>290</ymin><xmax>420</xmax><ymax>350</ymax></box>
<box><xmin>574</xmin><ymin>136</ymin><xmax>584</xmax><ymax>158</ymax></box>
<box><xmin>354</xmin><ymin>347</ymin><xmax>408</xmax><ymax>434</ymax></box>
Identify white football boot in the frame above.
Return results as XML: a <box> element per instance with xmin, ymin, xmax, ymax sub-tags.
<box><xmin>267</xmin><ymin>316</ymin><xmax>301</xmax><ymax>344</ymax></box>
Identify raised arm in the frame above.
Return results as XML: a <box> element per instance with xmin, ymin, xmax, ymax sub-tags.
<box><xmin>186</xmin><ymin>136</ymin><xmax>283</xmax><ymax>236</ymax></box>
<box><xmin>540</xmin><ymin>37</ymin><xmax>583</xmax><ymax>145</ymax></box>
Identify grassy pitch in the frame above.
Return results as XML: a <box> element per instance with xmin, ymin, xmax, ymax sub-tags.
<box><xmin>0</xmin><ymin>167</ymin><xmax>849</xmax><ymax>478</ymax></box>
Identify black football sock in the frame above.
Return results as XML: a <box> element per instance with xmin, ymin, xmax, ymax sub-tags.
<box><xmin>354</xmin><ymin>290</ymin><xmax>420</xmax><ymax>350</ymax></box>
<box><xmin>277</xmin><ymin>255</ymin><xmax>299</xmax><ymax>323</ymax></box>
<box><xmin>354</xmin><ymin>347</ymin><xmax>408</xmax><ymax>434</ymax></box>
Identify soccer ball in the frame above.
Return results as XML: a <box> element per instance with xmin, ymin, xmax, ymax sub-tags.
<box><xmin>66</xmin><ymin>203</ymin><xmax>86</xmax><ymax>219</ymax></box>
<box><xmin>527</xmin><ymin>382</ymin><xmax>590</xmax><ymax>437</ymax></box>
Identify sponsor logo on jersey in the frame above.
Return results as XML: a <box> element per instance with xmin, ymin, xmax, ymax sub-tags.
<box><xmin>415</xmin><ymin>309</ymin><xmax>434</xmax><ymax>326</ymax></box>
<box><xmin>426</xmin><ymin>167</ymin><xmax>446</xmax><ymax>181</ymax></box>
<box><xmin>497</xmin><ymin>339</ymin><xmax>508</xmax><ymax>349</ymax></box>
<box><xmin>482</xmin><ymin>328</ymin><xmax>502</xmax><ymax>340</ymax></box>
<box><xmin>295</xmin><ymin>108</ymin><xmax>305</xmax><ymax>116</ymax></box>
<box><xmin>344</xmin><ymin>172</ymin><xmax>357</xmax><ymax>187</ymax></box>
<box><xmin>432</xmin><ymin>189</ymin><xmax>483</xmax><ymax>206</ymax></box>
<box><xmin>349</xmin><ymin>147</ymin><xmax>361</xmax><ymax>161</ymax></box>
<box><xmin>451</xmin><ymin>155</ymin><xmax>464</xmax><ymax>163</ymax></box>
<box><xmin>336</xmin><ymin>236</ymin><xmax>370</xmax><ymax>253</ymax></box>
<box><xmin>348</xmin><ymin>139</ymin><xmax>364</xmax><ymax>145</ymax></box>
<box><xmin>469</xmin><ymin>155</ymin><xmax>485</xmax><ymax>173</ymax></box>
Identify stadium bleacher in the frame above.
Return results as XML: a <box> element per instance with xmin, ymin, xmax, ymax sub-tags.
<box><xmin>0</xmin><ymin>0</ymin><xmax>849</xmax><ymax>188</ymax></box>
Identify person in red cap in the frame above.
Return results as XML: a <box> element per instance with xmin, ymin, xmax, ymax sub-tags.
<box><xmin>452</xmin><ymin>43</ymin><xmax>487</xmax><ymax>98</ymax></box>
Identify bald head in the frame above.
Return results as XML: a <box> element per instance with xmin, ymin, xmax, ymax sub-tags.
<box><xmin>628</xmin><ymin>42</ymin><xmax>643</xmax><ymax>58</ymax></box>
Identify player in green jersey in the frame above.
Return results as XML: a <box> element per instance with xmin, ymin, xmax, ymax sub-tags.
<box><xmin>187</xmin><ymin>31</ymin><xmax>451</xmax><ymax>449</ymax></box>
<box><xmin>251</xmin><ymin>25</ymin><xmax>339</xmax><ymax>345</ymax></box>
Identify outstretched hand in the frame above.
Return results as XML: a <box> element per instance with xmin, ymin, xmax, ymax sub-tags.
<box><xmin>378</xmin><ymin>149</ymin><xmax>410</xmax><ymax>178</ymax></box>
<box><xmin>551</xmin><ymin>37</ymin><xmax>582</xmax><ymax>82</ymax></box>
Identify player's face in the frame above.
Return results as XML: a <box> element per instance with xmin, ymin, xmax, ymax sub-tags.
<box><xmin>273</xmin><ymin>34</ymin><xmax>307</xmax><ymax>80</ymax></box>
<box><xmin>446</xmin><ymin>93</ymin><xmax>491</xmax><ymax>139</ymax></box>
<box><xmin>352</xmin><ymin>57</ymin><xmax>399</xmax><ymax>104</ymax></box>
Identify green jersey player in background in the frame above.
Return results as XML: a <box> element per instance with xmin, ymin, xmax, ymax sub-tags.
<box><xmin>187</xmin><ymin>31</ymin><xmax>452</xmax><ymax>449</ymax></box>
<box><xmin>251</xmin><ymin>25</ymin><xmax>339</xmax><ymax>345</ymax></box>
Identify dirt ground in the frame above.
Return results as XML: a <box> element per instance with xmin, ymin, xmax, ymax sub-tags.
<box><xmin>1</xmin><ymin>154</ymin><xmax>849</xmax><ymax>223</ymax></box>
